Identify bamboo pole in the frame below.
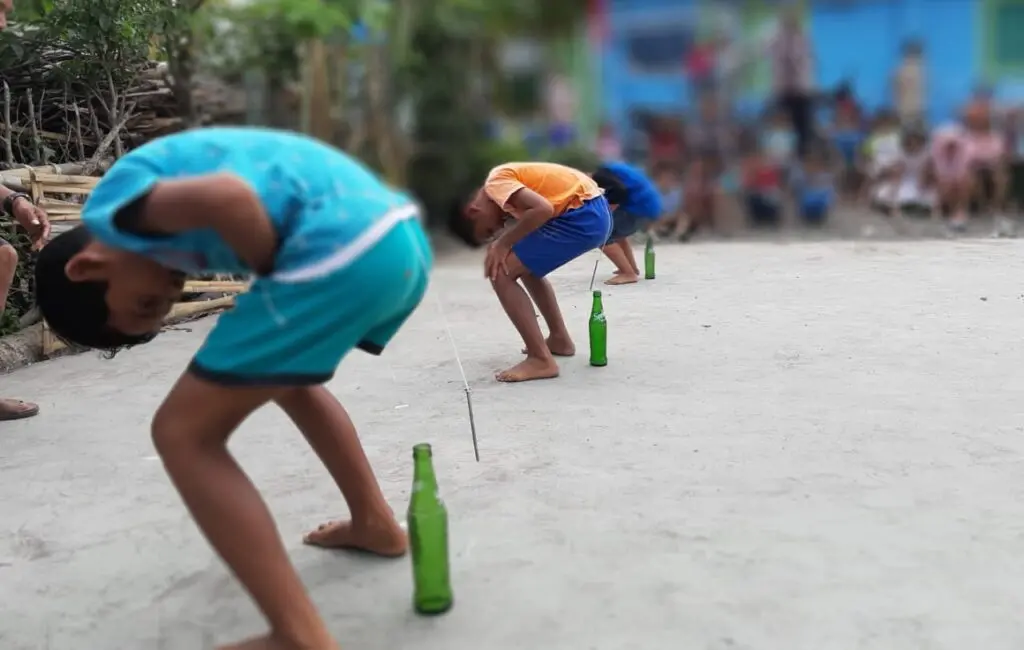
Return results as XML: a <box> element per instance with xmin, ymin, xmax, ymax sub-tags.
<box><xmin>183</xmin><ymin>280</ymin><xmax>248</xmax><ymax>293</ymax></box>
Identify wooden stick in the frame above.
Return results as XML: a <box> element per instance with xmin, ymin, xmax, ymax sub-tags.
<box><xmin>183</xmin><ymin>281</ymin><xmax>248</xmax><ymax>293</ymax></box>
<box><xmin>167</xmin><ymin>295</ymin><xmax>235</xmax><ymax>320</ymax></box>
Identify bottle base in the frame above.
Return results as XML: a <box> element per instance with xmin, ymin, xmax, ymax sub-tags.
<box><xmin>415</xmin><ymin>597</ymin><xmax>454</xmax><ymax>616</ymax></box>
<box><xmin>590</xmin><ymin>361</ymin><xmax>608</xmax><ymax>367</ymax></box>
<box><xmin>645</xmin><ymin>275</ymin><xmax>655</xmax><ymax>280</ymax></box>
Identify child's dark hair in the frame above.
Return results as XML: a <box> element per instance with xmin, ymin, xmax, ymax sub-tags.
<box><xmin>591</xmin><ymin>166</ymin><xmax>629</xmax><ymax>205</ymax></box>
<box><xmin>34</xmin><ymin>225</ymin><xmax>154</xmax><ymax>352</ymax></box>
<box><xmin>446</xmin><ymin>195</ymin><xmax>482</xmax><ymax>248</ymax></box>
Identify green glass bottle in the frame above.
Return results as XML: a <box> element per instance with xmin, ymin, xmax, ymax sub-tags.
<box><xmin>589</xmin><ymin>290</ymin><xmax>607</xmax><ymax>367</ymax></box>
<box><xmin>644</xmin><ymin>234</ymin><xmax>656</xmax><ymax>280</ymax></box>
<box><xmin>408</xmin><ymin>443</ymin><xmax>453</xmax><ymax>615</ymax></box>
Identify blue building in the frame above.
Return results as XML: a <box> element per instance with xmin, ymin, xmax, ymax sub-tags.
<box><xmin>597</xmin><ymin>0</ymin><xmax>1024</xmax><ymax>131</ymax></box>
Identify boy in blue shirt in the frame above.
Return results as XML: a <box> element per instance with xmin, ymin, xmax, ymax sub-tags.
<box><xmin>591</xmin><ymin>161</ymin><xmax>663</xmax><ymax>285</ymax></box>
<box><xmin>34</xmin><ymin>127</ymin><xmax>431</xmax><ymax>650</ymax></box>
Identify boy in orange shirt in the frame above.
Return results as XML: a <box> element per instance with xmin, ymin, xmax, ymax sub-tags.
<box><xmin>450</xmin><ymin>162</ymin><xmax>613</xmax><ymax>382</ymax></box>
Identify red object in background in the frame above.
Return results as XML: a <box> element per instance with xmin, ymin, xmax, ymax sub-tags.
<box><xmin>649</xmin><ymin>128</ymin><xmax>683</xmax><ymax>162</ymax></box>
<box><xmin>587</xmin><ymin>0</ymin><xmax>608</xmax><ymax>45</ymax></box>
<box><xmin>746</xmin><ymin>163</ymin><xmax>780</xmax><ymax>192</ymax></box>
<box><xmin>686</xmin><ymin>43</ymin><xmax>715</xmax><ymax>81</ymax></box>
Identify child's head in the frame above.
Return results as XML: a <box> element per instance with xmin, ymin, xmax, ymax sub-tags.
<box><xmin>448</xmin><ymin>188</ymin><xmax>505</xmax><ymax>248</ymax></box>
<box><xmin>932</xmin><ymin>125</ymin><xmax>965</xmax><ymax>159</ymax></box>
<box><xmin>34</xmin><ymin>225</ymin><xmax>186</xmax><ymax>351</ymax></box>
<box><xmin>902</xmin><ymin>128</ymin><xmax>928</xmax><ymax>154</ymax></box>
<box><xmin>872</xmin><ymin>108</ymin><xmax>898</xmax><ymax>131</ymax></box>
<box><xmin>902</xmin><ymin>39</ymin><xmax>923</xmax><ymax>59</ymax></box>
<box><xmin>768</xmin><ymin>109</ymin><xmax>790</xmax><ymax>130</ymax></box>
<box><xmin>591</xmin><ymin>166</ymin><xmax>628</xmax><ymax>210</ymax></box>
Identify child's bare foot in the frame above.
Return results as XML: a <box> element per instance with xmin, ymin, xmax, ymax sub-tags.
<box><xmin>604</xmin><ymin>273</ymin><xmax>638</xmax><ymax>285</ymax></box>
<box><xmin>521</xmin><ymin>335</ymin><xmax>575</xmax><ymax>357</ymax></box>
<box><xmin>303</xmin><ymin>517</ymin><xmax>407</xmax><ymax>557</ymax></box>
<box><xmin>496</xmin><ymin>357</ymin><xmax>559</xmax><ymax>382</ymax></box>
<box><xmin>218</xmin><ymin>632</ymin><xmax>339</xmax><ymax>650</ymax></box>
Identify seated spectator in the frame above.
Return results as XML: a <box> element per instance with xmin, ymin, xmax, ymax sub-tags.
<box><xmin>739</xmin><ymin>135</ymin><xmax>784</xmax><ymax>228</ymax></box>
<box><xmin>791</xmin><ymin>141</ymin><xmax>836</xmax><ymax>225</ymax></box>
<box><xmin>648</xmin><ymin>116</ymin><xmax>685</xmax><ymax>167</ymax></box>
<box><xmin>963</xmin><ymin>101</ymin><xmax>1011</xmax><ymax>235</ymax></box>
<box><xmin>830</xmin><ymin>104</ymin><xmax>866</xmax><ymax>200</ymax></box>
<box><xmin>873</xmin><ymin>128</ymin><xmax>934</xmax><ymax>217</ymax></box>
<box><xmin>930</xmin><ymin>125</ymin><xmax>972</xmax><ymax>231</ymax></box>
<box><xmin>1004</xmin><ymin>107</ymin><xmax>1024</xmax><ymax>222</ymax></box>
<box><xmin>596</xmin><ymin>121</ymin><xmax>623</xmax><ymax>160</ymax></box>
<box><xmin>863</xmin><ymin>109</ymin><xmax>903</xmax><ymax>179</ymax></box>
<box><xmin>652</xmin><ymin>161</ymin><xmax>684</xmax><ymax>223</ymax></box>
<box><xmin>862</xmin><ymin>109</ymin><xmax>903</xmax><ymax>206</ymax></box>
<box><xmin>688</xmin><ymin>93</ymin><xmax>735</xmax><ymax>162</ymax></box>
<box><xmin>657</xmin><ymin>151</ymin><xmax>720</xmax><ymax>241</ymax></box>
<box><xmin>761</xmin><ymin>108</ymin><xmax>797</xmax><ymax>173</ymax></box>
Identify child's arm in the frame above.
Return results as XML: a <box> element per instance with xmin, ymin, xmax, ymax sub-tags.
<box><xmin>125</xmin><ymin>174</ymin><xmax>277</xmax><ymax>275</ymax></box>
<box><xmin>485</xmin><ymin>188</ymin><xmax>554</xmax><ymax>279</ymax></box>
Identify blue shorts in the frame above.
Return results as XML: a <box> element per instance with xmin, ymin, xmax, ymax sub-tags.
<box><xmin>189</xmin><ymin>207</ymin><xmax>431</xmax><ymax>385</ymax></box>
<box><xmin>608</xmin><ymin>209</ymin><xmax>645</xmax><ymax>242</ymax></box>
<box><xmin>512</xmin><ymin>196</ymin><xmax>612</xmax><ymax>278</ymax></box>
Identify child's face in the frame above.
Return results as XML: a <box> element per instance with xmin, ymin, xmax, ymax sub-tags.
<box><xmin>65</xmin><ymin>242</ymin><xmax>186</xmax><ymax>337</ymax></box>
<box><xmin>463</xmin><ymin>188</ymin><xmax>505</xmax><ymax>244</ymax></box>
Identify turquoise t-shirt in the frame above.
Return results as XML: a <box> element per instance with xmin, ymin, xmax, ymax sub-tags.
<box><xmin>81</xmin><ymin>127</ymin><xmax>414</xmax><ymax>276</ymax></box>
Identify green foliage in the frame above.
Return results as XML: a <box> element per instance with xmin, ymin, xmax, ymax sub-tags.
<box><xmin>198</xmin><ymin>0</ymin><xmax>359</xmax><ymax>83</ymax></box>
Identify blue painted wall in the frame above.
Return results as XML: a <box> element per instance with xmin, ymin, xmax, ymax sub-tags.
<box><xmin>599</xmin><ymin>0</ymin><xmax>988</xmax><ymax>132</ymax></box>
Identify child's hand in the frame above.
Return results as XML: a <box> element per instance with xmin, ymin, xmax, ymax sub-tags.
<box><xmin>484</xmin><ymin>241</ymin><xmax>511</xmax><ymax>281</ymax></box>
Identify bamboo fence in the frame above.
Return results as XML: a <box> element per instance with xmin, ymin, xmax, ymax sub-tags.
<box><xmin>1</xmin><ymin>164</ymin><xmax>248</xmax><ymax>357</ymax></box>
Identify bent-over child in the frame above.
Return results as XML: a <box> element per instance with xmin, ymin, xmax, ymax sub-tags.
<box><xmin>449</xmin><ymin>162</ymin><xmax>612</xmax><ymax>382</ymax></box>
<box><xmin>591</xmin><ymin>161</ymin><xmax>663</xmax><ymax>285</ymax></box>
<box><xmin>34</xmin><ymin>127</ymin><xmax>430</xmax><ymax>650</ymax></box>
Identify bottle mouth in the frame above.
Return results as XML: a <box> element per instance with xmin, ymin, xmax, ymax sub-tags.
<box><xmin>413</xmin><ymin>443</ymin><xmax>433</xmax><ymax>456</ymax></box>
<box><xmin>592</xmin><ymin>290</ymin><xmax>602</xmax><ymax>297</ymax></box>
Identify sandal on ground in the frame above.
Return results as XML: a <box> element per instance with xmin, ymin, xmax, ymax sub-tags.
<box><xmin>0</xmin><ymin>399</ymin><xmax>39</xmax><ymax>421</ymax></box>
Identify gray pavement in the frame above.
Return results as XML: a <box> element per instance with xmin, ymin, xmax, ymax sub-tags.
<box><xmin>5</xmin><ymin>237</ymin><xmax>1024</xmax><ymax>649</ymax></box>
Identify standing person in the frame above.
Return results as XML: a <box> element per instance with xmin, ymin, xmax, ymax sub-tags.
<box><xmin>0</xmin><ymin>0</ymin><xmax>51</xmax><ymax>421</ymax></box>
<box><xmin>893</xmin><ymin>40</ymin><xmax>926</xmax><ymax>129</ymax></box>
<box><xmin>768</xmin><ymin>8</ymin><xmax>816</xmax><ymax>157</ymax></box>
<box><xmin>449</xmin><ymin>162</ymin><xmax>612</xmax><ymax>382</ymax></box>
<box><xmin>34</xmin><ymin>127</ymin><xmax>429</xmax><ymax>650</ymax></box>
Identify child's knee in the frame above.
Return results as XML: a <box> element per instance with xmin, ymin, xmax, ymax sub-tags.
<box><xmin>151</xmin><ymin>404</ymin><xmax>219</xmax><ymax>459</ymax></box>
<box><xmin>0</xmin><ymin>243</ymin><xmax>17</xmax><ymax>281</ymax></box>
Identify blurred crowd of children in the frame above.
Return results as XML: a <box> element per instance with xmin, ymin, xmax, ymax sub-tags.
<box><xmin>606</xmin><ymin>50</ymin><xmax>1024</xmax><ymax>241</ymax></box>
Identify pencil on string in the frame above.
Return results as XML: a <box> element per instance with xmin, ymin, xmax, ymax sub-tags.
<box><xmin>589</xmin><ymin>257</ymin><xmax>600</xmax><ymax>292</ymax></box>
<box><xmin>433</xmin><ymin>291</ymin><xmax>481</xmax><ymax>462</ymax></box>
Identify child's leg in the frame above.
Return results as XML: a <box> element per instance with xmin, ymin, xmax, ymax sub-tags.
<box><xmin>520</xmin><ymin>273</ymin><xmax>575</xmax><ymax>356</ymax></box>
<box><xmin>160</xmin><ymin>214</ymin><xmax>429</xmax><ymax>650</ymax></box>
<box><xmin>619</xmin><ymin>237</ymin><xmax>641</xmax><ymax>275</ymax></box>
<box><xmin>283</xmin><ymin>386</ymin><xmax>406</xmax><ymax>552</ymax></box>
<box><xmin>152</xmin><ymin>375</ymin><xmax>336</xmax><ymax>650</ymax></box>
<box><xmin>491</xmin><ymin>252</ymin><xmax>560</xmax><ymax>382</ymax></box>
<box><xmin>601</xmin><ymin>239</ymin><xmax>639</xmax><ymax>285</ymax></box>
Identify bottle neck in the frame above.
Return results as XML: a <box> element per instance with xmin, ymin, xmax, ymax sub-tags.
<box><xmin>412</xmin><ymin>446</ymin><xmax>439</xmax><ymax>493</ymax></box>
<box><xmin>592</xmin><ymin>296</ymin><xmax>604</xmax><ymax>311</ymax></box>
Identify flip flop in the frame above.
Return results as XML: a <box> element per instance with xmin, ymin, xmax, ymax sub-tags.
<box><xmin>0</xmin><ymin>399</ymin><xmax>39</xmax><ymax>421</ymax></box>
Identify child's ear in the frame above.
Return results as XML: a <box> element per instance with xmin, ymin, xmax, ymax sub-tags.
<box><xmin>65</xmin><ymin>249</ymin><xmax>111</xmax><ymax>282</ymax></box>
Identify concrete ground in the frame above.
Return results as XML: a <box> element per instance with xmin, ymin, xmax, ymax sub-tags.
<box><xmin>5</xmin><ymin>235</ymin><xmax>1024</xmax><ymax>649</ymax></box>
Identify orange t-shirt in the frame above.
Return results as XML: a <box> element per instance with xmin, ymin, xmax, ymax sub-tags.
<box><xmin>483</xmin><ymin>162</ymin><xmax>603</xmax><ymax>217</ymax></box>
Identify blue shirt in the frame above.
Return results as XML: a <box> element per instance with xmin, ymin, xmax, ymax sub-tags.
<box><xmin>82</xmin><ymin>127</ymin><xmax>414</xmax><ymax>276</ymax></box>
<box><xmin>601</xmin><ymin>161</ymin><xmax>663</xmax><ymax>219</ymax></box>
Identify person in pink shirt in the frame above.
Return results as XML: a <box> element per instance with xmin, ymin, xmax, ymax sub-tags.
<box><xmin>930</xmin><ymin>125</ymin><xmax>972</xmax><ymax>231</ymax></box>
<box><xmin>964</xmin><ymin>102</ymin><xmax>1011</xmax><ymax>235</ymax></box>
